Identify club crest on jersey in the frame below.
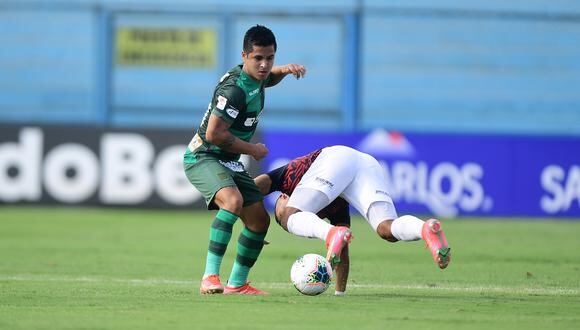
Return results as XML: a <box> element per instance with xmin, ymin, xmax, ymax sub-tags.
<box><xmin>216</xmin><ymin>95</ymin><xmax>227</xmax><ymax>110</ymax></box>
<box><xmin>226</xmin><ymin>107</ymin><xmax>239</xmax><ymax>118</ymax></box>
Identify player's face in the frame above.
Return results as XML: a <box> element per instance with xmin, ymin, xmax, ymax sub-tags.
<box><xmin>275</xmin><ymin>193</ymin><xmax>289</xmax><ymax>222</ymax></box>
<box><xmin>242</xmin><ymin>44</ymin><xmax>276</xmax><ymax>81</ymax></box>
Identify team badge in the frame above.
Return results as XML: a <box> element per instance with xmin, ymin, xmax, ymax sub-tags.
<box><xmin>216</xmin><ymin>95</ymin><xmax>227</xmax><ymax>110</ymax></box>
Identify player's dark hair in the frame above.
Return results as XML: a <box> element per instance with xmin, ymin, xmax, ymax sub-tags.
<box><xmin>243</xmin><ymin>25</ymin><xmax>277</xmax><ymax>53</ymax></box>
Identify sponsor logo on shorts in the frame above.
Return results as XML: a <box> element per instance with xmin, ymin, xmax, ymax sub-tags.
<box><xmin>219</xmin><ymin>160</ymin><xmax>245</xmax><ymax>172</ymax></box>
<box><xmin>375</xmin><ymin>190</ymin><xmax>390</xmax><ymax>196</ymax></box>
<box><xmin>315</xmin><ymin>177</ymin><xmax>334</xmax><ymax>188</ymax></box>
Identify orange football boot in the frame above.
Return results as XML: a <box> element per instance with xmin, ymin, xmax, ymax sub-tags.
<box><xmin>199</xmin><ymin>274</ymin><xmax>224</xmax><ymax>294</ymax></box>
<box><xmin>325</xmin><ymin>226</ymin><xmax>353</xmax><ymax>266</ymax></box>
<box><xmin>422</xmin><ymin>219</ymin><xmax>451</xmax><ymax>269</ymax></box>
<box><xmin>224</xmin><ymin>282</ymin><xmax>269</xmax><ymax>295</ymax></box>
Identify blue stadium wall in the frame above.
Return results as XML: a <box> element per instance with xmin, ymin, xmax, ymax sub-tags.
<box><xmin>1</xmin><ymin>1</ymin><xmax>579</xmax><ymax>217</ymax></box>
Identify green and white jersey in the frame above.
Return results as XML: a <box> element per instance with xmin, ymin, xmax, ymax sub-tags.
<box><xmin>184</xmin><ymin>65</ymin><xmax>270</xmax><ymax>163</ymax></box>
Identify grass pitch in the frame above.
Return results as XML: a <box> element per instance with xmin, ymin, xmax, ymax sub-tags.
<box><xmin>1</xmin><ymin>207</ymin><xmax>579</xmax><ymax>329</ymax></box>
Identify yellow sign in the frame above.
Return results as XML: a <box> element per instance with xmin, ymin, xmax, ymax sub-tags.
<box><xmin>116</xmin><ymin>27</ymin><xmax>217</xmax><ymax>68</ymax></box>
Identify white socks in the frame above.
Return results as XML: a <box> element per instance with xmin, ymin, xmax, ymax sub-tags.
<box><xmin>390</xmin><ymin>215</ymin><xmax>424</xmax><ymax>241</ymax></box>
<box><xmin>287</xmin><ymin>212</ymin><xmax>332</xmax><ymax>241</ymax></box>
<box><xmin>287</xmin><ymin>211</ymin><xmax>424</xmax><ymax>242</ymax></box>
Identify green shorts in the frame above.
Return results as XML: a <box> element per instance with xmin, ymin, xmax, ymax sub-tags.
<box><xmin>184</xmin><ymin>155</ymin><xmax>263</xmax><ymax>210</ymax></box>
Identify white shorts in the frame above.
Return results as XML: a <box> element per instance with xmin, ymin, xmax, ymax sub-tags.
<box><xmin>288</xmin><ymin>145</ymin><xmax>398</xmax><ymax>229</ymax></box>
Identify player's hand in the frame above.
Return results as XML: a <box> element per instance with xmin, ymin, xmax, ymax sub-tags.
<box><xmin>251</xmin><ymin>143</ymin><xmax>269</xmax><ymax>161</ymax></box>
<box><xmin>284</xmin><ymin>64</ymin><xmax>306</xmax><ymax>79</ymax></box>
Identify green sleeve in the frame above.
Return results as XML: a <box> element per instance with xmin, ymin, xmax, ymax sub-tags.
<box><xmin>211</xmin><ymin>85</ymin><xmax>246</xmax><ymax>125</ymax></box>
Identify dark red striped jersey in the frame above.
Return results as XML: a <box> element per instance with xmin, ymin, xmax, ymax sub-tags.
<box><xmin>266</xmin><ymin>149</ymin><xmax>350</xmax><ymax>226</ymax></box>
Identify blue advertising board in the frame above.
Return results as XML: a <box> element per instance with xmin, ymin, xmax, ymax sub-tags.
<box><xmin>263</xmin><ymin>129</ymin><xmax>580</xmax><ymax>218</ymax></box>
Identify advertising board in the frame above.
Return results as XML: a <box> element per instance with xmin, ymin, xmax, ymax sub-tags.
<box><xmin>263</xmin><ymin>130</ymin><xmax>580</xmax><ymax>218</ymax></box>
<box><xmin>1</xmin><ymin>125</ymin><xmax>578</xmax><ymax>217</ymax></box>
<box><xmin>0</xmin><ymin>125</ymin><xmax>258</xmax><ymax>208</ymax></box>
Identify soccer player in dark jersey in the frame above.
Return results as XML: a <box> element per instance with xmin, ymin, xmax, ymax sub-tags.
<box><xmin>183</xmin><ymin>25</ymin><xmax>306</xmax><ymax>295</ymax></box>
<box><xmin>255</xmin><ymin>145</ymin><xmax>451</xmax><ymax>295</ymax></box>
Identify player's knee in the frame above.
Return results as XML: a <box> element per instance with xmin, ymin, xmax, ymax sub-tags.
<box><xmin>278</xmin><ymin>217</ymin><xmax>289</xmax><ymax>231</ymax></box>
<box><xmin>258</xmin><ymin>215</ymin><xmax>270</xmax><ymax>232</ymax></box>
<box><xmin>214</xmin><ymin>188</ymin><xmax>244</xmax><ymax>214</ymax></box>
<box><xmin>240</xmin><ymin>202</ymin><xmax>270</xmax><ymax>233</ymax></box>
<box><xmin>223</xmin><ymin>197</ymin><xmax>244</xmax><ymax>214</ymax></box>
<box><xmin>378</xmin><ymin>231</ymin><xmax>398</xmax><ymax>242</ymax></box>
<box><xmin>377</xmin><ymin>221</ymin><xmax>398</xmax><ymax>243</ymax></box>
<box><xmin>246</xmin><ymin>212</ymin><xmax>270</xmax><ymax>233</ymax></box>
<box><xmin>381</xmin><ymin>233</ymin><xmax>398</xmax><ymax>243</ymax></box>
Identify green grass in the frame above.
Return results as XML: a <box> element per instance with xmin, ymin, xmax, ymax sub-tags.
<box><xmin>1</xmin><ymin>207</ymin><xmax>579</xmax><ymax>330</ymax></box>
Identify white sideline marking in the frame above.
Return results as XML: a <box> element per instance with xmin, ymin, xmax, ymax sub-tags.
<box><xmin>1</xmin><ymin>275</ymin><xmax>578</xmax><ymax>296</ymax></box>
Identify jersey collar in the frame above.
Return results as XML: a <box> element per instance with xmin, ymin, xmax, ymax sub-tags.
<box><xmin>239</xmin><ymin>66</ymin><xmax>264</xmax><ymax>88</ymax></box>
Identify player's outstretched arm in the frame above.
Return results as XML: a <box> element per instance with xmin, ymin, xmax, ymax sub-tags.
<box><xmin>206</xmin><ymin>114</ymin><xmax>268</xmax><ymax>160</ymax></box>
<box><xmin>334</xmin><ymin>244</ymin><xmax>350</xmax><ymax>295</ymax></box>
<box><xmin>267</xmin><ymin>64</ymin><xmax>306</xmax><ymax>87</ymax></box>
<box><xmin>330</xmin><ymin>211</ymin><xmax>351</xmax><ymax>295</ymax></box>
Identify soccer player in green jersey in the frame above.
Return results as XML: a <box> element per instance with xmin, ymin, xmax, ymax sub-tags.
<box><xmin>184</xmin><ymin>25</ymin><xmax>306</xmax><ymax>295</ymax></box>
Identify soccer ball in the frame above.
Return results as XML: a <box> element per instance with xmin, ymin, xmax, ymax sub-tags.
<box><xmin>290</xmin><ymin>253</ymin><xmax>333</xmax><ymax>295</ymax></box>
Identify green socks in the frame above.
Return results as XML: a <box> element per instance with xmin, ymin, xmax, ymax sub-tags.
<box><xmin>203</xmin><ymin>209</ymin><xmax>267</xmax><ymax>287</ymax></box>
<box><xmin>227</xmin><ymin>227</ymin><xmax>266</xmax><ymax>287</ymax></box>
<box><xmin>203</xmin><ymin>209</ymin><xmax>238</xmax><ymax>276</ymax></box>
